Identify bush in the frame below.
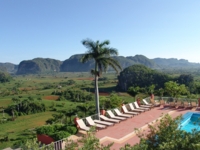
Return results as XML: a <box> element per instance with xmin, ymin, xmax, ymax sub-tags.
<box><xmin>36</xmin><ymin>125</ymin><xmax>55</xmax><ymax>135</ymax></box>
<box><xmin>51</xmin><ymin>131</ymin><xmax>71</xmax><ymax>141</ymax></box>
<box><xmin>36</xmin><ymin>124</ymin><xmax>74</xmax><ymax>141</ymax></box>
<box><xmin>62</xmin><ymin>125</ymin><xmax>77</xmax><ymax>135</ymax></box>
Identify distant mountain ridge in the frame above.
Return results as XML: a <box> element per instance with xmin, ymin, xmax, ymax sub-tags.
<box><xmin>1</xmin><ymin>54</ymin><xmax>200</xmax><ymax>74</ymax></box>
<box><xmin>0</xmin><ymin>63</ymin><xmax>18</xmax><ymax>73</ymax></box>
<box><xmin>16</xmin><ymin>58</ymin><xmax>62</xmax><ymax>74</ymax></box>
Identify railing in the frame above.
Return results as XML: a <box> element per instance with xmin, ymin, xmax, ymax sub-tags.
<box><xmin>42</xmin><ymin>138</ymin><xmax>65</xmax><ymax>150</ymax></box>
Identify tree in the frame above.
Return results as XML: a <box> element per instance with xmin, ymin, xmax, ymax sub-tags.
<box><xmin>127</xmin><ymin>86</ymin><xmax>141</xmax><ymax>100</ymax></box>
<box><xmin>148</xmin><ymin>84</ymin><xmax>155</xmax><ymax>95</ymax></box>
<box><xmin>164</xmin><ymin>81</ymin><xmax>188</xmax><ymax>98</ymax></box>
<box><xmin>81</xmin><ymin>39</ymin><xmax>122</xmax><ymax>118</ymax></box>
<box><xmin>76</xmin><ymin>103</ymin><xmax>94</xmax><ymax>117</ymax></box>
<box><xmin>0</xmin><ymin>72</ymin><xmax>12</xmax><ymax>83</ymax></box>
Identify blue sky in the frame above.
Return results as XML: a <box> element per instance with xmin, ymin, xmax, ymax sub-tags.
<box><xmin>0</xmin><ymin>0</ymin><xmax>200</xmax><ymax>64</ymax></box>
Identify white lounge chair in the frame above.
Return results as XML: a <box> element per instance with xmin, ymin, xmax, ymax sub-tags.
<box><xmin>86</xmin><ymin>116</ymin><xmax>106</xmax><ymax>129</ymax></box>
<box><xmin>128</xmin><ymin>103</ymin><xmax>144</xmax><ymax>113</ymax></box>
<box><xmin>142</xmin><ymin>99</ymin><xmax>153</xmax><ymax>107</ymax></box>
<box><xmin>133</xmin><ymin>102</ymin><xmax>150</xmax><ymax>111</ymax></box>
<box><xmin>76</xmin><ymin>119</ymin><xmax>90</xmax><ymax>131</ymax></box>
<box><xmin>114</xmin><ymin>108</ymin><xmax>132</xmax><ymax>118</ymax></box>
<box><xmin>122</xmin><ymin>105</ymin><xmax>139</xmax><ymax>115</ymax></box>
<box><xmin>94</xmin><ymin>119</ymin><xmax>114</xmax><ymax>126</ymax></box>
<box><xmin>140</xmin><ymin>100</ymin><xmax>152</xmax><ymax>109</ymax></box>
<box><xmin>100</xmin><ymin>115</ymin><xmax>120</xmax><ymax>123</ymax></box>
<box><xmin>106</xmin><ymin>110</ymin><xmax>127</xmax><ymax>120</ymax></box>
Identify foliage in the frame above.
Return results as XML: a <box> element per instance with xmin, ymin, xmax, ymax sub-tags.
<box><xmin>51</xmin><ymin>131</ymin><xmax>71</xmax><ymax>141</ymax></box>
<box><xmin>129</xmin><ymin>114</ymin><xmax>200</xmax><ymax>150</ymax></box>
<box><xmin>176</xmin><ymin>74</ymin><xmax>194</xmax><ymax>86</ymax></box>
<box><xmin>36</xmin><ymin>125</ymin><xmax>56</xmax><ymax>135</ymax></box>
<box><xmin>36</xmin><ymin>124</ymin><xmax>77</xmax><ymax>141</ymax></box>
<box><xmin>20</xmin><ymin>128</ymin><xmax>113</xmax><ymax>150</ymax></box>
<box><xmin>66</xmin><ymin>79</ymin><xmax>76</xmax><ymax>85</ymax></box>
<box><xmin>118</xmin><ymin>64</ymin><xmax>170</xmax><ymax>91</ymax></box>
<box><xmin>21</xmin><ymin>138</ymin><xmax>54</xmax><ymax>150</ymax></box>
<box><xmin>164</xmin><ymin>81</ymin><xmax>188</xmax><ymax>97</ymax></box>
<box><xmin>6</xmin><ymin>99</ymin><xmax>46</xmax><ymax>116</ymax></box>
<box><xmin>127</xmin><ymin>86</ymin><xmax>141</xmax><ymax>97</ymax></box>
<box><xmin>76</xmin><ymin>103</ymin><xmax>95</xmax><ymax>117</ymax></box>
<box><xmin>81</xmin><ymin>39</ymin><xmax>122</xmax><ymax>117</ymax></box>
<box><xmin>78</xmin><ymin>131</ymin><xmax>113</xmax><ymax>150</ymax></box>
<box><xmin>100</xmin><ymin>93</ymin><xmax>122</xmax><ymax>109</ymax></box>
<box><xmin>55</xmin><ymin>88</ymin><xmax>93</xmax><ymax>102</ymax></box>
<box><xmin>62</xmin><ymin>125</ymin><xmax>77</xmax><ymax>135</ymax></box>
<box><xmin>0</xmin><ymin>72</ymin><xmax>12</xmax><ymax>83</ymax></box>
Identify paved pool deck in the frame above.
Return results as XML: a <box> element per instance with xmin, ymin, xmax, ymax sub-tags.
<box><xmin>95</xmin><ymin>106</ymin><xmax>198</xmax><ymax>150</ymax></box>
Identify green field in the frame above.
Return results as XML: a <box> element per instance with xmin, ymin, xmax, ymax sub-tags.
<box><xmin>0</xmin><ymin>72</ymin><xmax>134</xmax><ymax>149</ymax></box>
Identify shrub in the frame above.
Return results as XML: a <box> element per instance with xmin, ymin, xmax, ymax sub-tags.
<box><xmin>62</xmin><ymin>125</ymin><xmax>77</xmax><ymax>135</ymax></box>
<box><xmin>36</xmin><ymin>125</ymin><xmax>55</xmax><ymax>135</ymax></box>
<box><xmin>51</xmin><ymin>131</ymin><xmax>71</xmax><ymax>141</ymax></box>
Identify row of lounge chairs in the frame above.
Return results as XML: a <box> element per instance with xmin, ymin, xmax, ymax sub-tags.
<box><xmin>76</xmin><ymin>100</ymin><xmax>152</xmax><ymax>131</ymax></box>
<box><xmin>152</xmin><ymin>99</ymin><xmax>198</xmax><ymax>109</ymax></box>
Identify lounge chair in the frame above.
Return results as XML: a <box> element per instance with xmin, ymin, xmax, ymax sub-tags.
<box><xmin>106</xmin><ymin>110</ymin><xmax>127</xmax><ymax>120</ymax></box>
<box><xmin>169</xmin><ymin>102</ymin><xmax>176</xmax><ymax>107</ymax></box>
<box><xmin>150</xmin><ymin>99</ymin><xmax>160</xmax><ymax>106</ymax></box>
<box><xmin>184</xmin><ymin>101</ymin><xmax>192</xmax><ymax>109</ymax></box>
<box><xmin>160</xmin><ymin>100</ymin><xmax>168</xmax><ymax>107</ymax></box>
<box><xmin>133</xmin><ymin>102</ymin><xmax>150</xmax><ymax>111</ymax></box>
<box><xmin>142</xmin><ymin>99</ymin><xmax>154</xmax><ymax>107</ymax></box>
<box><xmin>191</xmin><ymin>102</ymin><xmax>197</xmax><ymax>109</ymax></box>
<box><xmin>86</xmin><ymin>117</ymin><xmax>106</xmax><ymax>129</ymax></box>
<box><xmin>122</xmin><ymin>105</ymin><xmax>139</xmax><ymax>115</ymax></box>
<box><xmin>128</xmin><ymin>103</ymin><xmax>144</xmax><ymax>113</ymax></box>
<box><xmin>175</xmin><ymin>101</ymin><xmax>183</xmax><ymax>109</ymax></box>
<box><xmin>93</xmin><ymin>118</ymin><xmax>114</xmax><ymax>126</ymax></box>
<box><xmin>140</xmin><ymin>102</ymin><xmax>152</xmax><ymax>109</ymax></box>
<box><xmin>76</xmin><ymin>119</ymin><xmax>90</xmax><ymax>131</ymax></box>
<box><xmin>100</xmin><ymin>115</ymin><xmax>120</xmax><ymax>123</ymax></box>
<box><xmin>114</xmin><ymin>108</ymin><xmax>133</xmax><ymax>118</ymax></box>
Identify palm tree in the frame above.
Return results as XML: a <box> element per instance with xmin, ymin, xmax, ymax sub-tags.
<box><xmin>81</xmin><ymin>39</ymin><xmax>122</xmax><ymax>118</ymax></box>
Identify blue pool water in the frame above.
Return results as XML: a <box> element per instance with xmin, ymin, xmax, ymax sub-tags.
<box><xmin>180</xmin><ymin>112</ymin><xmax>200</xmax><ymax>132</ymax></box>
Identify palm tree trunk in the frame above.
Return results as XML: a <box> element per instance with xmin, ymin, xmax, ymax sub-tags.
<box><xmin>95</xmin><ymin>74</ymin><xmax>100</xmax><ymax>120</ymax></box>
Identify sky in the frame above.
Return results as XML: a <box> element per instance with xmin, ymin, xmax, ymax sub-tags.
<box><xmin>0</xmin><ymin>0</ymin><xmax>200</xmax><ymax>64</ymax></box>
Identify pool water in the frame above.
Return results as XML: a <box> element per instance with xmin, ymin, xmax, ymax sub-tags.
<box><xmin>180</xmin><ymin>112</ymin><xmax>200</xmax><ymax>132</ymax></box>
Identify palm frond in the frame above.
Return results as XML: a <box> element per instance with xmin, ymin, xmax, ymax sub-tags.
<box><xmin>107</xmin><ymin>48</ymin><xmax>119</xmax><ymax>56</ymax></box>
<box><xmin>81</xmin><ymin>38</ymin><xmax>122</xmax><ymax>74</ymax></box>
<box><xmin>82</xmin><ymin>39</ymin><xmax>96</xmax><ymax>52</ymax></box>
<box><xmin>80</xmin><ymin>53</ymin><xmax>93</xmax><ymax>63</ymax></box>
<box><xmin>99</xmin><ymin>40</ymin><xmax>110</xmax><ymax>47</ymax></box>
<box><xmin>97</xmin><ymin>58</ymin><xmax>109</xmax><ymax>73</ymax></box>
<box><xmin>106</xmin><ymin>57</ymin><xmax>122</xmax><ymax>73</ymax></box>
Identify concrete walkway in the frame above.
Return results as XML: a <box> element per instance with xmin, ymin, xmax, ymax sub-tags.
<box><xmin>95</xmin><ymin>106</ymin><xmax>197</xmax><ymax>150</ymax></box>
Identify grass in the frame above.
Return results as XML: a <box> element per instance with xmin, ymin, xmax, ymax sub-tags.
<box><xmin>0</xmin><ymin>72</ymin><xmax>134</xmax><ymax>149</ymax></box>
<box><xmin>0</xmin><ymin>111</ymin><xmax>56</xmax><ymax>149</ymax></box>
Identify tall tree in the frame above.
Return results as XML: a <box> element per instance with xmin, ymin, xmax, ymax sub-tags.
<box><xmin>81</xmin><ymin>39</ymin><xmax>122</xmax><ymax>118</ymax></box>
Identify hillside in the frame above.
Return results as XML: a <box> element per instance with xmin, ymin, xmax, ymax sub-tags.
<box><xmin>2</xmin><ymin>54</ymin><xmax>200</xmax><ymax>74</ymax></box>
<box><xmin>60</xmin><ymin>54</ymin><xmax>94</xmax><ymax>72</ymax></box>
<box><xmin>16</xmin><ymin>58</ymin><xmax>62</xmax><ymax>74</ymax></box>
<box><xmin>153</xmin><ymin>58</ymin><xmax>200</xmax><ymax>69</ymax></box>
<box><xmin>0</xmin><ymin>63</ymin><xmax>18</xmax><ymax>73</ymax></box>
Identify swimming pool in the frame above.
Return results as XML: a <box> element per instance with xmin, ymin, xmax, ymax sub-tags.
<box><xmin>180</xmin><ymin>112</ymin><xmax>200</xmax><ymax>132</ymax></box>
